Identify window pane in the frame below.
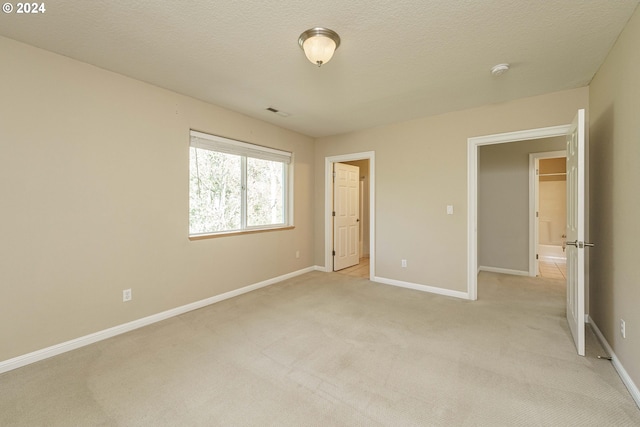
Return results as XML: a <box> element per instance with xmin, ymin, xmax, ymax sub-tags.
<box><xmin>189</xmin><ymin>147</ymin><xmax>241</xmax><ymax>234</ymax></box>
<box><xmin>247</xmin><ymin>158</ymin><xmax>284</xmax><ymax>227</ymax></box>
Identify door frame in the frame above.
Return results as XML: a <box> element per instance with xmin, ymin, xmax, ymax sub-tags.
<box><xmin>325</xmin><ymin>152</ymin><xmax>375</xmax><ymax>277</ymax></box>
<box><xmin>528</xmin><ymin>150</ymin><xmax>567</xmax><ymax>277</ymax></box>
<box><xmin>467</xmin><ymin>125</ymin><xmax>571</xmax><ymax>300</ymax></box>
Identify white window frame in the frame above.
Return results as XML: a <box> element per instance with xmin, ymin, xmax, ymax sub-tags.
<box><xmin>189</xmin><ymin>130</ymin><xmax>294</xmax><ymax>238</ymax></box>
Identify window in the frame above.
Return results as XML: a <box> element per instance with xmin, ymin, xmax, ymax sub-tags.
<box><xmin>189</xmin><ymin>130</ymin><xmax>292</xmax><ymax>237</ymax></box>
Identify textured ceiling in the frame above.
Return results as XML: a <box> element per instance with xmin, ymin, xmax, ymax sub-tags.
<box><xmin>1</xmin><ymin>0</ymin><xmax>638</xmax><ymax>137</ymax></box>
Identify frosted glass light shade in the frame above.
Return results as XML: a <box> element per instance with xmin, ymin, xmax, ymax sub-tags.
<box><xmin>298</xmin><ymin>28</ymin><xmax>341</xmax><ymax>67</ymax></box>
<box><xmin>302</xmin><ymin>36</ymin><xmax>337</xmax><ymax>66</ymax></box>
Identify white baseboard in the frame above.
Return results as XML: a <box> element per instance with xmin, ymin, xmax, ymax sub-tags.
<box><xmin>587</xmin><ymin>315</ymin><xmax>640</xmax><ymax>409</ymax></box>
<box><xmin>539</xmin><ymin>256</ymin><xmax>567</xmax><ymax>262</ymax></box>
<box><xmin>0</xmin><ymin>266</ymin><xmax>317</xmax><ymax>375</ymax></box>
<box><xmin>479</xmin><ymin>266</ymin><xmax>530</xmax><ymax>276</ymax></box>
<box><xmin>373</xmin><ymin>276</ymin><xmax>470</xmax><ymax>300</ymax></box>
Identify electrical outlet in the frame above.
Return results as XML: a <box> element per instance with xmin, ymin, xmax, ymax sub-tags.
<box><xmin>123</xmin><ymin>289</ymin><xmax>132</xmax><ymax>302</ymax></box>
<box><xmin>620</xmin><ymin>319</ymin><xmax>626</xmax><ymax>339</ymax></box>
<box><xmin>401</xmin><ymin>259</ymin><xmax>407</xmax><ymax>268</ymax></box>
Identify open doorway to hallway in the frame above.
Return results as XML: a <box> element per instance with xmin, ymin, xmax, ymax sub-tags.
<box><xmin>477</xmin><ymin>137</ymin><xmax>567</xmax><ymax>279</ymax></box>
<box><xmin>324</xmin><ymin>152</ymin><xmax>376</xmax><ymax>280</ymax></box>
<box><xmin>469</xmin><ymin>110</ymin><xmax>587</xmax><ymax>356</ymax></box>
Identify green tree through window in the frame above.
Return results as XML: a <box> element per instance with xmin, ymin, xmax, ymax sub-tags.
<box><xmin>189</xmin><ymin>131</ymin><xmax>291</xmax><ymax>236</ymax></box>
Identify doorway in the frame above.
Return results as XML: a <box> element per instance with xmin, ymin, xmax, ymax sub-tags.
<box><xmin>530</xmin><ymin>151</ymin><xmax>567</xmax><ymax>280</ymax></box>
<box><xmin>467</xmin><ymin>125</ymin><xmax>571</xmax><ymax>300</ymax></box>
<box><xmin>324</xmin><ymin>152</ymin><xmax>375</xmax><ymax>279</ymax></box>
<box><xmin>333</xmin><ymin>162</ymin><xmax>361</xmax><ymax>271</ymax></box>
<box><xmin>477</xmin><ymin>139</ymin><xmax>566</xmax><ymax>278</ymax></box>
<box><xmin>469</xmin><ymin>110</ymin><xmax>587</xmax><ymax>356</ymax></box>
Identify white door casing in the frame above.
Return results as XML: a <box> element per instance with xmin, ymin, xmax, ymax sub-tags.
<box><xmin>333</xmin><ymin>162</ymin><xmax>360</xmax><ymax>271</ymax></box>
<box><xmin>565</xmin><ymin>109</ymin><xmax>587</xmax><ymax>356</ymax></box>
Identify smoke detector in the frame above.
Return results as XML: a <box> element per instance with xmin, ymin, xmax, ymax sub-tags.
<box><xmin>491</xmin><ymin>63</ymin><xmax>510</xmax><ymax>76</ymax></box>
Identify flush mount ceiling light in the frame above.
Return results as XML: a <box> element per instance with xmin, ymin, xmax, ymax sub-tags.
<box><xmin>491</xmin><ymin>63</ymin><xmax>510</xmax><ymax>76</ymax></box>
<box><xmin>298</xmin><ymin>27</ymin><xmax>341</xmax><ymax>67</ymax></box>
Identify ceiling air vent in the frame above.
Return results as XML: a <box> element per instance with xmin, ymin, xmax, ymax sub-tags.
<box><xmin>266</xmin><ymin>107</ymin><xmax>291</xmax><ymax>117</ymax></box>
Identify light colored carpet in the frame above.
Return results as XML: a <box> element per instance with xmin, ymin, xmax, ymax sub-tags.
<box><xmin>1</xmin><ymin>271</ymin><xmax>639</xmax><ymax>426</ymax></box>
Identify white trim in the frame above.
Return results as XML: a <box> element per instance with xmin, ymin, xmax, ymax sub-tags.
<box><xmin>587</xmin><ymin>315</ymin><xmax>640</xmax><ymax>409</ymax></box>
<box><xmin>324</xmin><ymin>152</ymin><xmax>376</xmax><ymax>278</ymax></box>
<box><xmin>529</xmin><ymin>150</ymin><xmax>567</xmax><ymax>276</ymax></box>
<box><xmin>467</xmin><ymin>125</ymin><xmax>571</xmax><ymax>301</ymax></box>
<box><xmin>478</xmin><ymin>266</ymin><xmax>530</xmax><ymax>276</ymax></box>
<box><xmin>373</xmin><ymin>276</ymin><xmax>470</xmax><ymax>300</ymax></box>
<box><xmin>190</xmin><ymin>130</ymin><xmax>292</xmax><ymax>162</ymax></box>
<box><xmin>0</xmin><ymin>266</ymin><xmax>316</xmax><ymax>375</ymax></box>
<box><xmin>469</xmin><ymin>126</ymin><xmax>571</xmax><ymax>146</ymax></box>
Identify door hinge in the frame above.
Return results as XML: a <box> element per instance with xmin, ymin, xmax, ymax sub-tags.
<box><xmin>536</xmin><ymin>211</ymin><xmax>539</xmax><ymax>217</ymax></box>
<box><xmin>536</xmin><ymin>168</ymin><xmax>539</xmax><ymax>175</ymax></box>
<box><xmin>332</xmin><ymin>211</ymin><xmax>335</xmax><ymax>216</ymax></box>
<box><xmin>332</xmin><ymin>250</ymin><xmax>336</xmax><ymax>256</ymax></box>
<box><xmin>536</xmin><ymin>254</ymin><xmax>539</xmax><ymax>260</ymax></box>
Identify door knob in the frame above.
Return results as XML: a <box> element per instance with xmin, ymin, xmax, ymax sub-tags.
<box><xmin>566</xmin><ymin>240</ymin><xmax>595</xmax><ymax>248</ymax></box>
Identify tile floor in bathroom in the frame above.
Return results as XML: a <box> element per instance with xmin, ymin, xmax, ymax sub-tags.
<box><xmin>538</xmin><ymin>258</ymin><xmax>567</xmax><ymax>280</ymax></box>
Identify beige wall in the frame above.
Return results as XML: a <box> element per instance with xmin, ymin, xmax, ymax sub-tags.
<box><xmin>0</xmin><ymin>37</ymin><xmax>315</xmax><ymax>361</ymax></box>
<box><xmin>589</xmin><ymin>5</ymin><xmax>640</xmax><ymax>388</ymax></box>
<box><xmin>315</xmin><ymin>88</ymin><xmax>588</xmax><ymax>292</ymax></box>
<box><xmin>478</xmin><ymin>137</ymin><xmax>566</xmax><ymax>271</ymax></box>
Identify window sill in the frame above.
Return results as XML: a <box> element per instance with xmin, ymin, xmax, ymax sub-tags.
<box><xmin>189</xmin><ymin>226</ymin><xmax>295</xmax><ymax>241</ymax></box>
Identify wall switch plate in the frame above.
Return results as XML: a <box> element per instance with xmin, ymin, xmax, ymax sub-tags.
<box><xmin>620</xmin><ymin>319</ymin><xmax>626</xmax><ymax>339</ymax></box>
<box><xmin>447</xmin><ymin>205</ymin><xmax>454</xmax><ymax>215</ymax></box>
<box><xmin>401</xmin><ymin>259</ymin><xmax>407</xmax><ymax>268</ymax></box>
<box><xmin>123</xmin><ymin>289</ymin><xmax>132</xmax><ymax>302</ymax></box>
<box><xmin>296</xmin><ymin>250</ymin><xmax>300</xmax><ymax>259</ymax></box>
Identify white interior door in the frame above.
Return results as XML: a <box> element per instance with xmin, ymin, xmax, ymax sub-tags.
<box><xmin>333</xmin><ymin>163</ymin><xmax>360</xmax><ymax>271</ymax></box>
<box><xmin>566</xmin><ymin>109</ymin><xmax>587</xmax><ymax>356</ymax></box>
<box><xmin>535</xmin><ymin>157</ymin><xmax>541</xmax><ymax>275</ymax></box>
